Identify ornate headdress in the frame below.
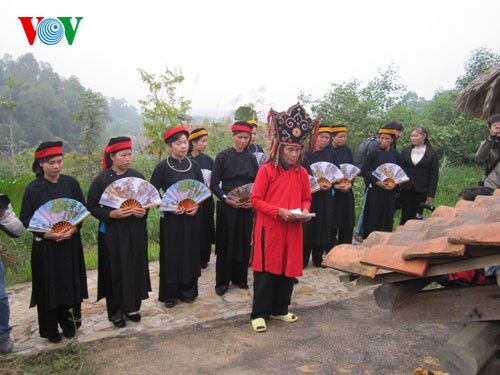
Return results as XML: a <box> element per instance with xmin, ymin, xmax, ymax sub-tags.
<box><xmin>267</xmin><ymin>103</ymin><xmax>321</xmax><ymax>167</ymax></box>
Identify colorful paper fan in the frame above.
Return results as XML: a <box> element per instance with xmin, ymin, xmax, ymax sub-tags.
<box><xmin>372</xmin><ymin>163</ymin><xmax>410</xmax><ymax>186</ymax></box>
<box><xmin>255</xmin><ymin>152</ymin><xmax>269</xmax><ymax>167</ymax></box>
<box><xmin>339</xmin><ymin>163</ymin><xmax>361</xmax><ymax>184</ymax></box>
<box><xmin>310</xmin><ymin>162</ymin><xmax>344</xmax><ymax>185</ymax></box>
<box><xmin>201</xmin><ymin>169</ymin><xmax>212</xmax><ymax>186</ymax></box>
<box><xmin>99</xmin><ymin>177</ymin><xmax>161</xmax><ymax>209</ymax></box>
<box><xmin>28</xmin><ymin>198</ymin><xmax>91</xmax><ymax>233</ymax></box>
<box><xmin>160</xmin><ymin>179</ymin><xmax>211</xmax><ymax>212</ymax></box>
<box><xmin>309</xmin><ymin>175</ymin><xmax>321</xmax><ymax>194</ymax></box>
<box><xmin>227</xmin><ymin>183</ymin><xmax>254</xmax><ymax>203</ymax></box>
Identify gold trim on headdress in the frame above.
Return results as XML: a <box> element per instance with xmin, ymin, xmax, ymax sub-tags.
<box><xmin>318</xmin><ymin>127</ymin><xmax>332</xmax><ymax>133</ymax></box>
<box><xmin>378</xmin><ymin>128</ymin><xmax>397</xmax><ymax>135</ymax></box>
<box><xmin>188</xmin><ymin>129</ymin><xmax>208</xmax><ymax>141</ymax></box>
<box><xmin>331</xmin><ymin>126</ymin><xmax>348</xmax><ymax>133</ymax></box>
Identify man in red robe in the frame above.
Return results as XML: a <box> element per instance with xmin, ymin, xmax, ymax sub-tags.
<box><xmin>250</xmin><ymin>103</ymin><xmax>319</xmax><ymax>333</ymax></box>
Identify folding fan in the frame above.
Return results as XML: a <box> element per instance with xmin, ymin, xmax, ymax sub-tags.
<box><xmin>201</xmin><ymin>169</ymin><xmax>212</xmax><ymax>187</ymax></box>
<box><xmin>99</xmin><ymin>177</ymin><xmax>161</xmax><ymax>209</ymax></box>
<box><xmin>372</xmin><ymin>163</ymin><xmax>410</xmax><ymax>186</ymax></box>
<box><xmin>310</xmin><ymin>162</ymin><xmax>344</xmax><ymax>186</ymax></box>
<box><xmin>28</xmin><ymin>198</ymin><xmax>91</xmax><ymax>233</ymax></box>
<box><xmin>309</xmin><ymin>175</ymin><xmax>321</xmax><ymax>194</ymax></box>
<box><xmin>254</xmin><ymin>152</ymin><xmax>269</xmax><ymax>167</ymax></box>
<box><xmin>160</xmin><ymin>179</ymin><xmax>212</xmax><ymax>212</ymax></box>
<box><xmin>338</xmin><ymin>163</ymin><xmax>361</xmax><ymax>184</ymax></box>
<box><xmin>227</xmin><ymin>183</ymin><xmax>254</xmax><ymax>203</ymax></box>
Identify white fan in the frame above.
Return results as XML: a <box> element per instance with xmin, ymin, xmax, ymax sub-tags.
<box><xmin>310</xmin><ymin>162</ymin><xmax>343</xmax><ymax>186</ymax></box>
<box><xmin>227</xmin><ymin>183</ymin><xmax>254</xmax><ymax>203</ymax></box>
<box><xmin>255</xmin><ymin>152</ymin><xmax>269</xmax><ymax>167</ymax></box>
<box><xmin>339</xmin><ymin>163</ymin><xmax>361</xmax><ymax>184</ymax></box>
<box><xmin>372</xmin><ymin>163</ymin><xmax>410</xmax><ymax>186</ymax></box>
<box><xmin>99</xmin><ymin>177</ymin><xmax>161</xmax><ymax>209</ymax></box>
<box><xmin>28</xmin><ymin>198</ymin><xmax>91</xmax><ymax>233</ymax></box>
<box><xmin>201</xmin><ymin>169</ymin><xmax>212</xmax><ymax>186</ymax></box>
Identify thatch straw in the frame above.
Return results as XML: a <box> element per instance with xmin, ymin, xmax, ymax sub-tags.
<box><xmin>455</xmin><ymin>64</ymin><xmax>500</xmax><ymax>120</ymax></box>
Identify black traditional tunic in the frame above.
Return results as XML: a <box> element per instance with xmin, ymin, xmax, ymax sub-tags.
<box><xmin>247</xmin><ymin>143</ymin><xmax>264</xmax><ymax>154</ymax></box>
<box><xmin>151</xmin><ymin>157</ymin><xmax>203</xmax><ymax>302</ymax></box>
<box><xmin>210</xmin><ymin>147</ymin><xmax>258</xmax><ymax>288</ymax></box>
<box><xmin>361</xmin><ymin>146</ymin><xmax>403</xmax><ymax>239</ymax></box>
<box><xmin>188</xmin><ymin>152</ymin><xmax>215</xmax><ymax>268</ymax></box>
<box><xmin>20</xmin><ymin>175</ymin><xmax>88</xmax><ymax>338</ymax></box>
<box><xmin>86</xmin><ymin>168</ymin><xmax>151</xmax><ymax>320</ymax></box>
<box><xmin>303</xmin><ymin>147</ymin><xmax>339</xmax><ymax>252</ymax></box>
<box><xmin>331</xmin><ymin>144</ymin><xmax>356</xmax><ymax>245</ymax></box>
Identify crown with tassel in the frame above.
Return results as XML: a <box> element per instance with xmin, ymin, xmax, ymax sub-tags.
<box><xmin>267</xmin><ymin>103</ymin><xmax>321</xmax><ymax>165</ymax></box>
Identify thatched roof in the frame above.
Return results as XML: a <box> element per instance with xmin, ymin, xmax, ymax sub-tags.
<box><xmin>455</xmin><ymin>64</ymin><xmax>500</xmax><ymax>120</ymax></box>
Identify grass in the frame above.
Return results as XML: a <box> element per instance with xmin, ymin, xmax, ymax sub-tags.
<box><xmin>0</xmin><ymin>341</ymin><xmax>97</xmax><ymax>375</ymax></box>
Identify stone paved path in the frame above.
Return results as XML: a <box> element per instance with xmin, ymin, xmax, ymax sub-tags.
<box><xmin>7</xmin><ymin>261</ymin><xmax>373</xmax><ymax>356</ymax></box>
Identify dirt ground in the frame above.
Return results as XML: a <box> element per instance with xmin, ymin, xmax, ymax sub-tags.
<box><xmin>86</xmin><ymin>290</ymin><xmax>463</xmax><ymax>375</ymax></box>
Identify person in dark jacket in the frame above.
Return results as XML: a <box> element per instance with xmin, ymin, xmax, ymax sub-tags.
<box><xmin>87</xmin><ymin>137</ymin><xmax>151</xmax><ymax>328</ymax></box>
<box><xmin>400</xmin><ymin>125</ymin><xmax>439</xmax><ymax>224</ymax></box>
<box><xmin>20</xmin><ymin>141</ymin><xmax>88</xmax><ymax>343</ymax></box>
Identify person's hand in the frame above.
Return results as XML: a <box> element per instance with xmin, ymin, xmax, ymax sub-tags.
<box><xmin>319</xmin><ymin>182</ymin><xmax>332</xmax><ymax>191</ymax></box>
<box><xmin>426</xmin><ymin>197</ymin><xmax>433</xmax><ymax>204</ymax></box>
<box><xmin>185</xmin><ymin>204</ymin><xmax>199</xmax><ymax>216</ymax></box>
<box><xmin>301</xmin><ymin>208</ymin><xmax>312</xmax><ymax>222</ymax></box>
<box><xmin>44</xmin><ymin>226</ymin><xmax>77</xmax><ymax>242</ymax></box>
<box><xmin>225</xmin><ymin>198</ymin><xmax>244</xmax><ymax>209</ymax></box>
<box><xmin>131</xmin><ymin>207</ymin><xmax>146</xmax><ymax>218</ymax></box>
<box><xmin>174</xmin><ymin>207</ymin><xmax>186</xmax><ymax>215</ymax></box>
<box><xmin>376</xmin><ymin>180</ymin><xmax>395</xmax><ymax>191</ymax></box>
<box><xmin>335</xmin><ymin>182</ymin><xmax>352</xmax><ymax>192</ymax></box>
<box><xmin>241</xmin><ymin>200</ymin><xmax>253</xmax><ymax>209</ymax></box>
<box><xmin>278</xmin><ymin>208</ymin><xmax>297</xmax><ymax>222</ymax></box>
<box><xmin>109</xmin><ymin>208</ymin><xmax>134</xmax><ymax>219</ymax></box>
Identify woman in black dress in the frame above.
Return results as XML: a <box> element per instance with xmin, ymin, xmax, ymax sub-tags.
<box><xmin>361</xmin><ymin>126</ymin><xmax>403</xmax><ymax>239</ymax></box>
<box><xmin>330</xmin><ymin>124</ymin><xmax>356</xmax><ymax>246</ymax></box>
<box><xmin>151</xmin><ymin>126</ymin><xmax>204</xmax><ymax>308</ymax></box>
<box><xmin>20</xmin><ymin>141</ymin><xmax>88</xmax><ymax>343</ymax></box>
<box><xmin>303</xmin><ymin>126</ymin><xmax>339</xmax><ymax>267</ymax></box>
<box><xmin>210</xmin><ymin>121</ymin><xmax>258</xmax><ymax>296</ymax></box>
<box><xmin>400</xmin><ymin>125</ymin><xmax>439</xmax><ymax>224</ymax></box>
<box><xmin>87</xmin><ymin>137</ymin><xmax>151</xmax><ymax>328</ymax></box>
<box><xmin>188</xmin><ymin>128</ymin><xmax>215</xmax><ymax>269</ymax></box>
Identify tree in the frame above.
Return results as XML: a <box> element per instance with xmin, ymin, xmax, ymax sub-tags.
<box><xmin>455</xmin><ymin>46</ymin><xmax>500</xmax><ymax>89</ymax></box>
<box><xmin>138</xmin><ymin>67</ymin><xmax>191</xmax><ymax>159</ymax></box>
<box><xmin>74</xmin><ymin>89</ymin><xmax>109</xmax><ymax>183</ymax></box>
<box><xmin>234</xmin><ymin>104</ymin><xmax>258</xmax><ymax>121</ymax></box>
<box><xmin>0</xmin><ymin>76</ymin><xmax>21</xmax><ymax>164</ymax></box>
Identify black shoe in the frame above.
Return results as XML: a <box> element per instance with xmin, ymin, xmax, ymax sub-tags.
<box><xmin>215</xmin><ymin>285</ymin><xmax>228</xmax><ymax>296</ymax></box>
<box><xmin>48</xmin><ymin>333</ymin><xmax>62</xmax><ymax>343</ymax></box>
<box><xmin>292</xmin><ymin>277</ymin><xmax>299</xmax><ymax>285</ymax></box>
<box><xmin>112</xmin><ymin>319</ymin><xmax>126</xmax><ymax>328</ymax></box>
<box><xmin>201</xmin><ymin>262</ymin><xmax>208</xmax><ymax>269</ymax></box>
<box><xmin>62</xmin><ymin>326</ymin><xmax>76</xmax><ymax>339</ymax></box>
<box><xmin>125</xmin><ymin>313</ymin><xmax>141</xmax><ymax>322</ymax></box>
<box><xmin>233</xmin><ymin>282</ymin><xmax>249</xmax><ymax>290</ymax></box>
<box><xmin>165</xmin><ymin>299</ymin><xmax>177</xmax><ymax>308</ymax></box>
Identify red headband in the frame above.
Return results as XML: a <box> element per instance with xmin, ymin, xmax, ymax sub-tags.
<box><xmin>163</xmin><ymin>126</ymin><xmax>189</xmax><ymax>143</ymax></box>
<box><xmin>231</xmin><ymin>124</ymin><xmax>252</xmax><ymax>133</ymax></box>
<box><xmin>102</xmin><ymin>140</ymin><xmax>132</xmax><ymax>171</ymax></box>
<box><xmin>34</xmin><ymin>146</ymin><xmax>63</xmax><ymax>160</ymax></box>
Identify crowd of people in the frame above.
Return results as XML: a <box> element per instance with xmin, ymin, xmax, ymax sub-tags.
<box><xmin>2</xmin><ymin>106</ymin><xmax>499</xmax><ymax>351</ymax></box>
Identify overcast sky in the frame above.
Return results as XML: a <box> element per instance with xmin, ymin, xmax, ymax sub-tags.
<box><xmin>2</xmin><ymin>0</ymin><xmax>500</xmax><ymax>117</ymax></box>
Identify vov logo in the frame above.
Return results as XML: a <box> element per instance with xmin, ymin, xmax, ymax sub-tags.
<box><xmin>18</xmin><ymin>17</ymin><xmax>83</xmax><ymax>45</ymax></box>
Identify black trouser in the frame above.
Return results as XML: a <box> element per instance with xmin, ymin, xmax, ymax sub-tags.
<box><xmin>160</xmin><ymin>279</ymin><xmax>198</xmax><ymax>303</ymax></box>
<box><xmin>36</xmin><ymin>304</ymin><xmax>81</xmax><ymax>339</ymax></box>
<box><xmin>400</xmin><ymin>190</ymin><xmax>427</xmax><ymax>225</ymax></box>
<box><xmin>251</xmin><ymin>271</ymin><xmax>294</xmax><ymax>320</ymax></box>
<box><xmin>106</xmin><ymin>298</ymin><xmax>142</xmax><ymax>322</ymax></box>
<box><xmin>303</xmin><ymin>245</ymin><xmax>327</xmax><ymax>268</ymax></box>
<box><xmin>215</xmin><ymin>255</ymin><xmax>249</xmax><ymax>287</ymax></box>
<box><xmin>332</xmin><ymin>227</ymin><xmax>354</xmax><ymax>247</ymax></box>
